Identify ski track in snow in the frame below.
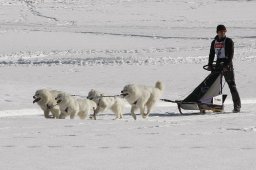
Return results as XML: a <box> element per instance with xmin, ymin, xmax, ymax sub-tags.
<box><xmin>21</xmin><ymin>0</ymin><xmax>58</xmax><ymax>22</ymax></box>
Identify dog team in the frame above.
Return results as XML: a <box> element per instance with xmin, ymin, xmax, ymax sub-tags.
<box><xmin>33</xmin><ymin>81</ymin><xmax>164</xmax><ymax>120</ymax></box>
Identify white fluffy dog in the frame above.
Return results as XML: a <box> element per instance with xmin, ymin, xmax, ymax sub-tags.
<box><xmin>33</xmin><ymin>89</ymin><xmax>61</xmax><ymax>119</ymax></box>
<box><xmin>87</xmin><ymin>89</ymin><xmax>125</xmax><ymax>120</ymax></box>
<box><xmin>121</xmin><ymin>81</ymin><xmax>163</xmax><ymax>120</ymax></box>
<box><xmin>55</xmin><ymin>92</ymin><xmax>96</xmax><ymax>119</ymax></box>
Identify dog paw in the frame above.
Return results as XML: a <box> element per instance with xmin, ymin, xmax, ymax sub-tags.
<box><xmin>142</xmin><ymin>113</ymin><xmax>149</xmax><ymax>119</ymax></box>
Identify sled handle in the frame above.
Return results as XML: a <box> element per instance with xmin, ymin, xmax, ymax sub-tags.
<box><xmin>203</xmin><ymin>64</ymin><xmax>211</xmax><ymax>71</ymax></box>
<box><xmin>203</xmin><ymin>61</ymin><xmax>225</xmax><ymax>72</ymax></box>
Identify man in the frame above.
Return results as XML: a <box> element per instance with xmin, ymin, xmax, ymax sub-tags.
<box><xmin>207</xmin><ymin>25</ymin><xmax>241</xmax><ymax>113</ymax></box>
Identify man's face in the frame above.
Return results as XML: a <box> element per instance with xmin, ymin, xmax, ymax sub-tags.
<box><xmin>217</xmin><ymin>30</ymin><xmax>226</xmax><ymax>38</ymax></box>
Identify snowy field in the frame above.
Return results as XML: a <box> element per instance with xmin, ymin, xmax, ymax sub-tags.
<box><xmin>1</xmin><ymin>0</ymin><xmax>256</xmax><ymax>169</ymax></box>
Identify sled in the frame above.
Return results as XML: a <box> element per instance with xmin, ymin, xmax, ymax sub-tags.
<box><xmin>161</xmin><ymin>63</ymin><xmax>227</xmax><ymax>114</ymax></box>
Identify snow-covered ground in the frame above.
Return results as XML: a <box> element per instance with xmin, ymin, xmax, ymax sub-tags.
<box><xmin>0</xmin><ymin>0</ymin><xmax>256</xmax><ymax>169</ymax></box>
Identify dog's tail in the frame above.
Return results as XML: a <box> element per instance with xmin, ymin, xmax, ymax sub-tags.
<box><xmin>155</xmin><ymin>81</ymin><xmax>164</xmax><ymax>91</ymax></box>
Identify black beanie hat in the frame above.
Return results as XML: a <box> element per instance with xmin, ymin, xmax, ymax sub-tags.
<box><xmin>216</xmin><ymin>25</ymin><xmax>226</xmax><ymax>32</ymax></box>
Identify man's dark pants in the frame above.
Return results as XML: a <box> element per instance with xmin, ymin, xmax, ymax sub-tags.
<box><xmin>223</xmin><ymin>69</ymin><xmax>241</xmax><ymax>110</ymax></box>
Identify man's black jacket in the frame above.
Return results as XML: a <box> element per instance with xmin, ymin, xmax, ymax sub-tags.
<box><xmin>208</xmin><ymin>35</ymin><xmax>234</xmax><ymax>68</ymax></box>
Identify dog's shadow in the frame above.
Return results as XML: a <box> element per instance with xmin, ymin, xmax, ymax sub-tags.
<box><xmin>148</xmin><ymin>112</ymin><xmax>205</xmax><ymax>117</ymax></box>
<box><xmin>87</xmin><ymin>112</ymin><xmax>208</xmax><ymax>119</ymax></box>
<box><xmin>119</xmin><ymin>112</ymin><xmax>205</xmax><ymax>117</ymax></box>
